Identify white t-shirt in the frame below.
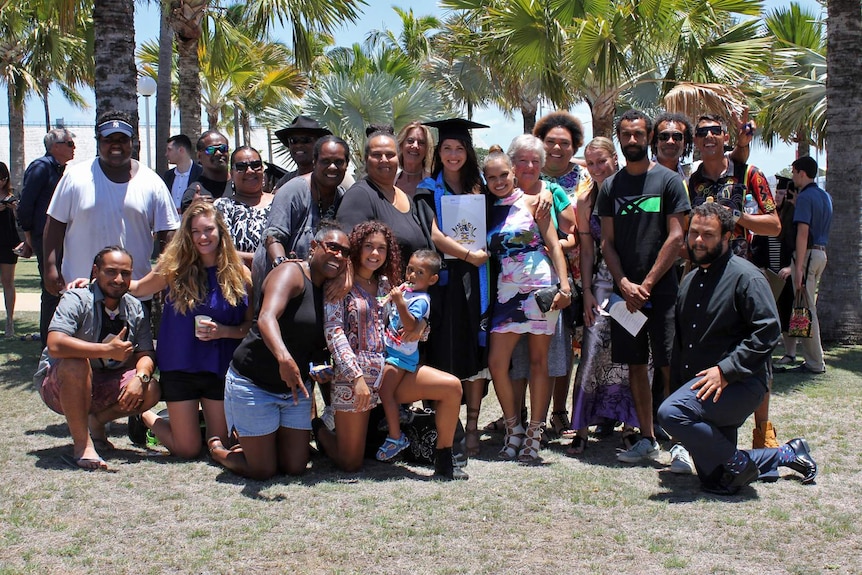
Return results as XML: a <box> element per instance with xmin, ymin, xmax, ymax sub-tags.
<box><xmin>47</xmin><ymin>158</ymin><xmax>181</xmax><ymax>286</ymax></box>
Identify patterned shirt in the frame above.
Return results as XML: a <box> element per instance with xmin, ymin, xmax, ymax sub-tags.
<box><xmin>214</xmin><ymin>196</ymin><xmax>272</xmax><ymax>254</ymax></box>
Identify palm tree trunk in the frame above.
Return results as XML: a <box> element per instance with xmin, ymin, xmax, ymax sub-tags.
<box><xmin>520</xmin><ymin>96</ymin><xmax>537</xmax><ymax>134</ymax></box>
<box><xmin>40</xmin><ymin>80</ymin><xmax>51</xmax><ymax>131</ymax></box>
<box><xmin>92</xmin><ymin>0</ymin><xmax>139</xmax><ymax>129</ymax></box>
<box><xmin>6</xmin><ymin>83</ymin><xmax>25</xmax><ymax>192</ymax></box>
<box><xmin>155</xmin><ymin>1</ymin><xmax>174</xmax><ymax>176</ymax></box>
<box><xmin>176</xmin><ymin>37</ymin><xmax>202</xmax><ymax>137</ymax></box>
<box><xmin>822</xmin><ymin>0</ymin><xmax>862</xmax><ymax>342</ymax></box>
<box><xmin>590</xmin><ymin>92</ymin><xmax>617</xmax><ymax>139</ymax></box>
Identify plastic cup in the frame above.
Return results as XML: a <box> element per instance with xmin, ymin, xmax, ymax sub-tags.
<box><xmin>194</xmin><ymin>315</ymin><xmax>212</xmax><ymax>339</ymax></box>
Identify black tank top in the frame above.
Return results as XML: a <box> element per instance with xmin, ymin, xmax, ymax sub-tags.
<box><xmin>231</xmin><ymin>264</ymin><xmax>327</xmax><ymax>394</ymax></box>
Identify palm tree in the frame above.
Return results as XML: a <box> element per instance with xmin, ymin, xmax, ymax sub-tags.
<box><xmin>167</xmin><ymin>0</ymin><xmax>365</xmax><ymax>138</ymax></box>
<box><xmin>141</xmin><ymin>5</ymin><xmax>307</xmax><ymax>142</ymax></box>
<box><xmin>821</xmin><ymin>0</ymin><xmax>862</xmax><ymax>342</ymax></box>
<box><xmin>365</xmin><ymin>6</ymin><xmax>441</xmax><ymax>63</ymax></box>
<box><xmin>443</xmin><ymin>0</ymin><xmax>771</xmax><ymax>137</ymax></box>
<box><xmin>0</xmin><ymin>0</ymin><xmax>92</xmax><ymax>188</ymax></box>
<box><xmin>261</xmin><ymin>70</ymin><xmax>448</xmax><ymax>169</ymax></box>
<box><xmin>757</xmin><ymin>3</ymin><xmax>826</xmax><ymax>157</ymax></box>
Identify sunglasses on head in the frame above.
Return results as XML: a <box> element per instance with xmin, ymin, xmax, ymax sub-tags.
<box><xmin>55</xmin><ymin>140</ymin><xmax>75</xmax><ymax>148</ymax></box>
<box><xmin>658</xmin><ymin>132</ymin><xmax>684</xmax><ymax>142</ymax></box>
<box><xmin>288</xmin><ymin>136</ymin><xmax>315</xmax><ymax>145</ymax></box>
<box><xmin>321</xmin><ymin>241</ymin><xmax>350</xmax><ymax>258</ymax></box>
<box><xmin>204</xmin><ymin>144</ymin><xmax>229</xmax><ymax>155</ymax></box>
<box><xmin>234</xmin><ymin>160</ymin><xmax>263</xmax><ymax>172</ymax></box>
<box><xmin>695</xmin><ymin>125</ymin><xmax>724</xmax><ymax>138</ymax></box>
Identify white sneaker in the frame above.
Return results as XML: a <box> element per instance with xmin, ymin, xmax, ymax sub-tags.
<box><xmin>669</xmin><ymin>443</ymin><xmax>694</xmax><ymax>474</ymax></box>
<box><xmin>321</xmin><ymin>405</ymin><xmax>336</xmax><ymax>432</ymax></box>
<box><xmin>617</xmin><ymin>437</ymin><xmax>660</xmax><ymax>463</ymax></box>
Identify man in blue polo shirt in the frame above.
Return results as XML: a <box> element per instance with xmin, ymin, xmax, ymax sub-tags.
<box><xmin>780</xmin><ymin>156</ymin><xmax>832</xmax><ymax>374</ymax></box>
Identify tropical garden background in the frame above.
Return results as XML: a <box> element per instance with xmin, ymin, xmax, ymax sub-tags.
<box><xmin>1</xmin><ymin>0</ymin><xmax>859</xmax><ymax>342</ymax></box>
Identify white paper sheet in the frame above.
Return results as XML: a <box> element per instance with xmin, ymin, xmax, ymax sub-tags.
<box><xmin>601</xmin><ymin>293</ymin><xmax>648</xmax><ymax>337</ymax></box>
<box><xmin>440</xmin><ymin>194</ymin><xmax>486</xmax><ymax>259</ymax></box>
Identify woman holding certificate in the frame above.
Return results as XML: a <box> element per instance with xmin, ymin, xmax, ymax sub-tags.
<box><xmin>413</xmin><ymin>118</ymin><xmax>492</xmax><ymax>457</ymax></box>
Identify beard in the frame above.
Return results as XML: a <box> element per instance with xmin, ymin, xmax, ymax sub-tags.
<box><xmin>622</xmin><ymin>144</ymin><xmax>648</xmax><ymax>162</ymax></box>
<box><xmin>687</xmin><ymin>241</ymin><xmax>725</xmax><ymax>267</ymax></box>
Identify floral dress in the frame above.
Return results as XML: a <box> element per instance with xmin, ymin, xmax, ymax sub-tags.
<box><xmin>324</xmin><ymin>279</ymin><xmax>389</xmax><ymax>412</ymax></box>
<box><xmin>487</xmin><ymin>189</ymin><xmax>559</xmax><ymax>335</ymax></box>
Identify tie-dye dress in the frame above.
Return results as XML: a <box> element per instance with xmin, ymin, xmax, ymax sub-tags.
<box><xmin>486</xmin><ymin>189</ymin><xmax>559</xmax><ymax>335</ymax></box>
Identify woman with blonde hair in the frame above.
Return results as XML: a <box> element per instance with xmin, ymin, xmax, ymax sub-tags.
<box><xmin>567</xmin><ymin>137</ymin><xmax>638</xmax><ymax>455</ymax></box>
<box><xmin>395</xmin><ymin>121</ymin><xmax>435</xmax><ymax>198</ymax></box>
<box><xmin>130</xmin><ymin>201</ymin><xmax>253</xmax><ymax>458</ymax></box>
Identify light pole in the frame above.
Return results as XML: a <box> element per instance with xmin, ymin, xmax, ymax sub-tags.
<box><xmin>137</xmin><ymin>75</ymin><xmax>157</xmax><ymax>168</ymax></box>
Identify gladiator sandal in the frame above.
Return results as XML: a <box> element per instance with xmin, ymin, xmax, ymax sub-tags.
<box><xmin>518</xmin><ymin>420</ymin><xmax>545</xmax><ymax>464</ymax></box>
<box><xmin>498</xmin><ymin>416</ymin><xmax>525</xmax><ymax>461</ymax></box>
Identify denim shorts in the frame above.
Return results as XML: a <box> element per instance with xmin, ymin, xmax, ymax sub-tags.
<box><xmin>224</xmin><ymin>366</ymin><xmax>312</xmax><ymax>436</ymax></box>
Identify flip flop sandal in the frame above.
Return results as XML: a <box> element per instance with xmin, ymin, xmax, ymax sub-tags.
<box><xmin>61</xmin><ymin>453</ymin><xmax>112</xmax><ymax>472</ymax></box>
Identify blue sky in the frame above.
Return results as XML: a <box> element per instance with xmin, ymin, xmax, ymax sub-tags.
<box><xmin>2</xmin><ymin>0</ymin><xmax>825</xmax><ymax>175</ymax></box>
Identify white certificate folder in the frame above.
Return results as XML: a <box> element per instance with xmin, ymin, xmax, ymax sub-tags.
<box><xmin>440</xmin><ymin>194</ymin><xmax>486</xmax><ymax>259</ymax></box>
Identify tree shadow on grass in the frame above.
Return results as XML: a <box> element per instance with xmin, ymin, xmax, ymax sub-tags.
<box><xmin>207</xmin><ymin>451</ymin><xmax>440</xmax><ymax>501</ymax></box>
<box><xmin>0</xmin><ymin>346</ymin><xmax>41</xmax><ymax>391</ymax></box>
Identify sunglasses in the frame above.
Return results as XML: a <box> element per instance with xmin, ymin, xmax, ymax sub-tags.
<box><xmin>288</xmin><ymin>136</ymin><xmax>315</xmax><ymax>145</ymax></box>
<box><xmin>316</xmin><ymin>157</ymin><xmax>347</xmax><ymax>168</ymax></box>
<box><xmin>658</xmin><ymin>132</ymin><xmax>684</xmax><ymax>142</ymax></box>
<box><xmin>204</xmin><ymin>144</ymin><xmax>229</xmax><ymax>155</ymax></box>
<box><xmin>695</xmin><ymin>125</ymin><xmax>724</xmax><ymax>138</ymax></box>
<box><xmin>321</xmin><ymin>241</ymin><xmax>351</xmax><ymax>258</ymax></box>
<box><xmin>55</xmin><ymin>140</ymin><xmax>76</xmax><ymax>148</ymax></box>
<box><xmin>234</xmin><ymin>160</ymin><xmax>263</xmax><ymax>172</ymax></box>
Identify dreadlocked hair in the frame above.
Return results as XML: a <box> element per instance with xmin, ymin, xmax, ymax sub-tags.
<box><xmin>157</xmin><ymin>200</ymin><xmax>248</xmax><ymax>315</ymax></box>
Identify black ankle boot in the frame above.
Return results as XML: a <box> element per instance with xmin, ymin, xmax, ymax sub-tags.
<box><xmin>434</xmin><ymin>447</ymin><xmax>469</xmax><ymax>481</ymax></box>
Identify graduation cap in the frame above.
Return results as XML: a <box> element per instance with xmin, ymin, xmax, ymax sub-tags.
<box><xmin>423</xmin><ymin>118</ymin><xmax>488</xmax><ymax>146</ymax></box>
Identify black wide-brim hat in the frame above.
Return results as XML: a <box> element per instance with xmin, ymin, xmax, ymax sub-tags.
<box><xmin>275</xmin><ymin>115</ymin><xmax>332</xmax><ymax>147</ymax></box>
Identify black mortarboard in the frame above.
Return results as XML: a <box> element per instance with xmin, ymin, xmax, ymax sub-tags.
<box><xmin>423</xmin><ymin>118</ymin><xmax>488</xmax><ymax>146</ymax></box>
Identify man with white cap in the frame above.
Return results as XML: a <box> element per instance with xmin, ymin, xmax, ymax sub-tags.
<box><xmin>42</xmin><ymin>111</ymin><xmax>180</xmax><ymax>312</ymax></box>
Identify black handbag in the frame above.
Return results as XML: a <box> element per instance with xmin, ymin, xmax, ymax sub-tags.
<box><xmin>534</xmin><ymin>285</ymin><xmax>558</xmax><ymax>313</ymax></box>
<box><xmin>562</xmin><ymin>283</ymin><xmax>584</xmax><ymax>328</ymax></box>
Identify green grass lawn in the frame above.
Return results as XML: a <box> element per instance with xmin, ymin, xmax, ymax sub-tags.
<box><xmin>1</xmin><ymin>312</ymin><xmax>860</xmax><ymax>574</ymax></box>
<box><xmin>11</xmin><ymin>257</ymin><xmax>41</xmax><ymax>293</ymax></box>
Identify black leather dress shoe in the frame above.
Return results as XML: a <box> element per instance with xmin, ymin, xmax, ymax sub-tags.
<box><xmin>785</xmin><ymin>437</ymin><xmax>818</xmax><ymax>483</ymax></box>
<box><xmin>701</xmin><ymin>458</ymin><xmax>759</xmax><ymax>496</ymax></box>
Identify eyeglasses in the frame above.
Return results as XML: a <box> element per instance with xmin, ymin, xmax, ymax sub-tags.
<box><xmin>658</xmin><ymin>132</ymin><xmax>684</xmax><ymax>142</ymax></box>
<box><xmin>234</xmin><ymin>160</ymin><xmax>263</xmax><ymax>172</ymax></box>
<box><xmin>321</xmin><ymin>241</ymin><xmax>350</xmax><ymax>258</ymax></box>
<box><xmin>404</xmin><ymin>137</ymin><xmax>426</xmax><ymax>146</ymax></box>
<box><xmin>695</xmin><ymin>125</ymin><xmax>723</xmax><ymax>138</ymax></box>
<box><xmin>55</xmin><ymin>140</ymin><xmax>76</xmax><ymax>148</ymax></box>
<box><xmin>203</xmin><ymin>144</ymin><xmax>229</xmax><ymax>155</ymax></box>
<box><xmin>288</xmin><ymin>136</ymin><xmax>315</xmax><ymax>145</ymax></box>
